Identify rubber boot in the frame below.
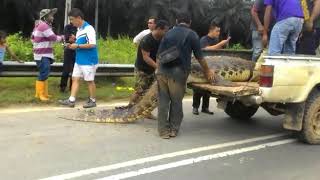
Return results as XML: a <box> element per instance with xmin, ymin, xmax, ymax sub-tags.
<box><xmin>44</xmin><ymin>80</ymin><xmax>52</xmax><ymax>98</ymax></box>
<box><xmin>35</xmin><ymin>81</ymin><xmax>49</xmax><ymax>101</ymax></box>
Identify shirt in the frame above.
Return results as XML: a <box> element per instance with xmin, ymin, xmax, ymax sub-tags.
<box><xmin>158</xmin><ymin>24</ymin><xmax>203</xmax><ymax>74</ymax></box>
<box><xmin>264</xmin><ymin>0</ymin><xmax>304</xmax><ymax>22</ymax></box>
<box><xmin>31</xmin><ymin>20</ymin><xmax>63</xmax><ymax>60</ymax></box>
<box><xmin>135</xmin><ymin>33</ymin><xmax>160</xmax><ymax>74</ymax></box>
<box><xmin>75</xmin><ymin>21</ymin><xmax>98</xmax><ymax>65</ymax></box>
<box><xmin>133</xmin><ymin>29</ymin><xmax>151</xmax><ymax>45</ymax></box>
<box><xmin>200</xmin><ymin>36</ymin><xmax>219</xmax><ymax>49</ymax></box>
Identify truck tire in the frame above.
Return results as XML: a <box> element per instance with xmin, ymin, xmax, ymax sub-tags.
<box><xmin>301</xmin><ymin>90</ymin><xmax>320</xmax><ymax>144</ymax></box>
<box><xmin>224</xmin><ymin>101</ymin><xmax>259</xmax><ymax>120</ymax></box>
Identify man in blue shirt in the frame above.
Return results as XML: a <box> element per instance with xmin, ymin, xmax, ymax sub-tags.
<box><xmin>59</xmin><ymin>8</ymin><xmax>99</xmax><ymax>108</ymax></box>
<box><xmin>263</xmin><ymin>0</ymin><xmax>304</xmax><ymax>55</ymax></box>
<box><xmin>156</xmin><ymin>13</ymin><xmax>214</xmax><ymax>139</ymax></box>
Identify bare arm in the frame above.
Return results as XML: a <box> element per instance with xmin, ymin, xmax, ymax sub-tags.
<box><xmin>68</xmin><ymin>43</ymin><xmax>96</xmax><ymax>50</ymax></box>
<box><xmin>263</xmin><ymin>5</ymin><xmax>273</xmax><ymax>46</ymax></box>
<box><xmin>203</xmin><ymin>37</ymin><xmax>231</xmax><ymax>51</ymax></box>
<box><xmin>311</xmin><ymin>0</ymin><xmax>320</xmax><ymax>22</ymax></box>
<box><xmin>251</xmin><ymin>5</ymin><xmax>264</xmax><ymax>33</ymax></box>
<box><xmin>197</xmin><ymin>58</ymin><xmax>214</xmax><ymax>82</ymax></box>
<box><xmin>141</xmin><ymin>49</ymin><xmax>157</xmax><ymax>69</ymax></box>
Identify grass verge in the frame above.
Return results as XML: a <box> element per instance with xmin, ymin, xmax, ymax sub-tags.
<box><xmin>0</xmin><ymin>77</ymin><xmax>135</xmax><ymax>108</ymax></box>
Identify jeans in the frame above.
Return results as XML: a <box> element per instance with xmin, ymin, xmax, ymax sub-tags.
<box><xmin>156</xmin><ymin>66</ymin><xmax>188</xmax><ymax>135</ymax></box>
<box><xmin>252</xmin><ymin>30</ymin><xmax>263</xmax><ymax>61</ymax></box>
<box><xmin>36</xmin><ymin>57</ymin><xmax>51</xmax><ymax>81</ymax></box>
<box><xmin>268</xmin><ymin>17</ymin><xmax>304</xmax><ymax>55</ymax></box>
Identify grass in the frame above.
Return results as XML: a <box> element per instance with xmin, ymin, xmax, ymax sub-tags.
<box><xmin>5</xmin><ymin>33</ymin><xmax>137</xmax><ymax>64</ymax></box>
<box><xmin>0</xmin><ymin>77</ymin><xmax>135</xmax><ymax>108</ymax></box>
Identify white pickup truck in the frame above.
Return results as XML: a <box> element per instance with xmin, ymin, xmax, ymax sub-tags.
<box><xmin>190</xmin><ymin>54</ymin><xmax>320</xmax><ymax>145</ymax></box>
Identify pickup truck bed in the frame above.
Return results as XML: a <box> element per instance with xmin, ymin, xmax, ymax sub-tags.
<box><xmin>189</xmin><ymin>82</ymin><xmax>260</xmax><ymax>97</ymax></box>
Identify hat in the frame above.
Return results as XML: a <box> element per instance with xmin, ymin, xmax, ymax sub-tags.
<box><xmin>40</xmin><ymin>8</ymin><xmax>58</xmax><ymax>19</ymax></box>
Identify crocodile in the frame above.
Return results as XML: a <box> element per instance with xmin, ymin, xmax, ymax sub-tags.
<box><xmin>63</xmin><ymin>55</ymin><xmax>260</xmax><ymax>123</ymax></box>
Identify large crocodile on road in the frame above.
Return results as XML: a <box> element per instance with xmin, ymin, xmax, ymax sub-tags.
<box><xmin>63</xmin><ymin>55</ymin><xmax>261</xmax><ymax>123</ymax></box>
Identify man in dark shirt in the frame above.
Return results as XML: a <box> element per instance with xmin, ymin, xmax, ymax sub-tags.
<box><xmin>156</xmin><ymin>13</ymin><xmax>214</xmax><ymax>139</ymax></box>
<box><xmin>59</xmin><ymin>23</ymin><xmax>77</xmax><ymax>92</ymax></box>
<box><xmin>192</xmin><ymin>23</ymin><xmax>230</xmax><ymax>116</ymax></box>
<box><xmin>120</xmin><ymin>20</ymin><xmax>169</xmax><ymax>111</ymax></box>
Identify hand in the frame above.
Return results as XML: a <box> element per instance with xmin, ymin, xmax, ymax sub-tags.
<box><xmin>68</xmin><ymin>43</ymin><xmax>78</xmax><ymax>50</ymax></box>
<box><xmin>262</xmin><ymin>33</ymin><xmax>268</xmax><ymax>48</ymax></box>
<box><xmin>205</xmin><ymin>69</ymin><xmax>215</xmax><ymax>83</ymax></box>
<box><xmin>69</xmin><ymin>35</ymin><xmax>76</xmax><ymax>43</ymax></box>
<box><xmin>305</xmin><ymin>20</ymin><xmax>314</xmax><ymax>32</ymax></box>
<box><xmin>258</xmin><ymin>25</ymin><xmax>264</xmax><ymax>34</ymax></box>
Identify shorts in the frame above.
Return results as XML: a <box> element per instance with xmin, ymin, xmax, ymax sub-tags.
<box><xmin>72</xmin><ymin>63</ymin><xmax>98</xmax><ymax>81</ymax></box>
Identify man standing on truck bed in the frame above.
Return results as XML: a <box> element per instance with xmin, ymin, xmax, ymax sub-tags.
<box><xmin>263</xmin><ymin>0</ymin><xmax>304</xmax><ymax>55</ymax></box>
<box><xmin>296</xmin><ymin>0</ymin><xmax>320</xmax><ymax>55</ymax></box>
<box><xmin>192</xmin><ymin>22</ymin><xmax>230</xmax><ymax>116</ymax></box>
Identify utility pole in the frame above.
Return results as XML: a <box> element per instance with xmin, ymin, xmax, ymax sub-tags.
<box><xmin>95</xmin><ymin>0</ymin><xmax>99</xmax><ymax>32</ymax></box>
<box><xmin>64</xmin><ymin>0</ymin><xmax>72</xmax><ymax>27</ymax></box>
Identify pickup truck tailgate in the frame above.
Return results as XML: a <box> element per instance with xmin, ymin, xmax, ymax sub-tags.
<box><xmin>189</xmin><ymin>82</ymin><xmax>260</xmax><ymax>97</ymax></box>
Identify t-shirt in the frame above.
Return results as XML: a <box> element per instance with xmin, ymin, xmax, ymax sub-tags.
<box><xmin>250</xmin><ymin>0</ymin><xmax>266</xmax><ymax>30</ymax></box>
<box><xmin>200</xmin><ymin>36</ymin><xmax>219</xmax><ymax>49</ymax></box>
<box><xmin>75</xmin><ymin>21</ymin><xmax>98</xmax><ymax>65</ymax></box>
<box><xmin>0</xmin><ymin>47</ymin><xmax>6</xmax><ymax>62</ymax></box>
<box><xmin>133</xmin><ymin>29</ymin><xmax>151</xmax><ymax>45</ymax></box>
<box><xmin>264</xmin><ymin>0</ymin><xmax>304</xmax><ymax>22</ymax></box>
<box><xmin>135</xmin><ymin>33</ymin><xmax>160</xmax><ymax>74</ymax></box>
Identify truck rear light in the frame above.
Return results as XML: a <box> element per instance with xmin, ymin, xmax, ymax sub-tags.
<box><xmin>259</xmin><ymin>65</ymin><xmax>274</xmax><ymax>87</ymax></box>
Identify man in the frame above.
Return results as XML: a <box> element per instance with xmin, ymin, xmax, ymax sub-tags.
<box><xmin>263</xmin><ymin>0</ymin><xmax>304</xmax><ymax>55</ymax></box>
<box><xmin>59</xmin><ymin>23</ymin><xmax>77</xmax><ymax>92</ymax></box>
<box><xmin>296</xmin><ymin>0</ymin><xmax>320</xmax><ymax>55</ymax></box>
<box><xmin>59</xmin><ymin>8</ymin><xmax>99</xmax><ymax>108</ymax></box>
<box><xmin>120</xmin><ymin>20</ymin><xmax>169</xmax><ymax>112</ymax></box>
<box><xmin>156</xmin><ymin>13</ymin><xmax>214</xmax><ymax>139</ymax></box>
<box><xmin>251</xmin><ymin>0</ymin><xmax>266</xmax><ymax>61</ymax></box>
<box><xmin>32</xmin><ymin>8</ymin><xmax>64</xmax><ymax>101</ymax></box>
<box><xmin>192</xmin><ymin>23</ymin><xmax>230</xmax><ymax>116</ymax></box>
<box><xmin>133</xmin><ymin>16</ymin><xmax>157</xmax><ymax>45</ymax></box>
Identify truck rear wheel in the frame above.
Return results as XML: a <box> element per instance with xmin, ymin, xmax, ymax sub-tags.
<box><xmin>224</xmin><ymin>101</ymin><xmax>259</xmax><ymax>120</ymax></box>
<box><xmin>301</xmin><ymin>90</ymin><xmax>320</xmax><ymax>144</ymax></box>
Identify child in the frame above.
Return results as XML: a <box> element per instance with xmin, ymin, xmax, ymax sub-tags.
<box><xmin>0</xmin><ymin>31</ymin><xmax>23</xmax><ymax>73</ymax></box>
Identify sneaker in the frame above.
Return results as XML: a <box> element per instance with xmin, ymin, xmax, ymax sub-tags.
<box><xmin>59</xmin><ymin>99</ymin><xmax>75</xmax><ymax>108</ymax></box>
<box><xmin>83</xmin><ymin>99</ymin><xmax>97</xmax><ymax>108</ymax></box>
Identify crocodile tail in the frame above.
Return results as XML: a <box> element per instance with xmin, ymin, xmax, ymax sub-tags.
<box><xmin>67</xmin><ymin>82</ymin><xmax>159</xmax><ymax>123</ymax></box>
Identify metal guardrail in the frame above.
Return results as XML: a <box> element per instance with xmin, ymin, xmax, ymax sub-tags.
<box><xmin>1</xmin><ymin>61</ymin><xmax>135</xmax><ymax>77</ymax></box>
<box><xmin>0</xmin><ymin>50</ymin><xmax>253</xmax><ymax>77</ymax></box>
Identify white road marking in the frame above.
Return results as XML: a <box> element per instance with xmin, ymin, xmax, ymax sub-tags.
<box><xmin>96</xmin><ymin>139</ymin><xmax>297</xmax><ymax>180</ymax></box>
<box><xmin>39</xmin><ymin>133</ymin><xmax>288</xmax><ymax>180</ymax></box>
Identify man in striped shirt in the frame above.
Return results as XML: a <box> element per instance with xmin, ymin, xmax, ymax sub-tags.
<box><xmin>31</xmin><ymin>8</ymin><xmax>64</xmax><ymax>101</ymax></box>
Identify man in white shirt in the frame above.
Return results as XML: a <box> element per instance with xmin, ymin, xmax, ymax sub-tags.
<box><xmin>133</xmin><ymin>16</ymin><xmax>157</xmax><ymax>45</ymax></box>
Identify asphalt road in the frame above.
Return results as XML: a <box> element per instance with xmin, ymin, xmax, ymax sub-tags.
<box><xmin>0</xmin><ymin>99</ymin><xmax>319</xmax><ymax>180</ymax></box>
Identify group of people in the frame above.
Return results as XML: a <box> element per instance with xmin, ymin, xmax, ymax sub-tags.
<box><xmin>1</xmin><ymin>0</ymin><xmax>320</xmax><ymax>139</ymax></box>
<box><xmin>30</xmin><ymin>8</ymin><xmax>99</xmax><ymax>108</ymax></box>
